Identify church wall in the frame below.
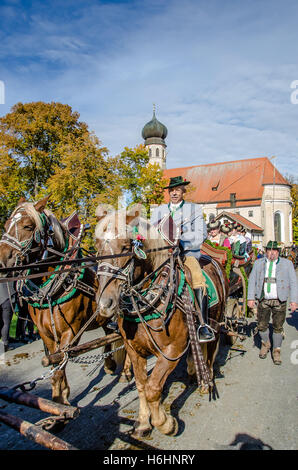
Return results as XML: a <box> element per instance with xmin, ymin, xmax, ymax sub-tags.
<box><xmin>262</xmin><ymin>184</ymin><xmax>292</xmax><ymax>246</ymax></box>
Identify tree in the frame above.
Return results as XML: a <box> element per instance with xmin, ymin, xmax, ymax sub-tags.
<box><xmin>0</xmin><ymin>101</ymin><xmax>121</xmax><ymax>237</ymax></box>
<box><xmin>284</xmin><ymin>174</ymin><xmax>298</xmax><ymax>245</ymax></box>
<box><xmin>116</xmin><ymin>145</ymin><xmax>166</xmax><ymax>214</ymax></box>
<box><xmin>0</xmin><ymin>101</ymin><xmax>89</xmax><ymax>198</ymax></box>
<box><xmin>0</xmin><ymin>148</ymin><xmax>25</xmax><ymax>227</ymax></box>
<box><xmin>47</xmin><ymin>133</ymin><xmax>122</xmax><ymax>242</ymax></box>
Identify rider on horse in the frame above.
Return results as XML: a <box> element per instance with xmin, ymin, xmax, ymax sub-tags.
<box><xmin>150</xmin><ymin>175</ymin><xmax>214</xmax><ymax>342</ymax></box>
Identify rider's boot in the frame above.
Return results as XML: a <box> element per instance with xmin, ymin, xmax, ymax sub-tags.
<box><xmin>194</xmin><ymin>288</ymin><xmax>214</xmax><ymax>342</ymax></box>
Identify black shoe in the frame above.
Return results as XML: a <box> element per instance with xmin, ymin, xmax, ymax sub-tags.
<box><xmin>4</xmin><ymin>344</ymin><xmax>14</xmax><ymax>352</ymax></box>
<box><xmin>107</xmin><ymin>322</ymin><xmax>119</xmax><ymax>331</ymax></box>
<box><xmin>197</xmin><ymin>325</ymin><xmax>215</xmax><ymax>343</ymax></box>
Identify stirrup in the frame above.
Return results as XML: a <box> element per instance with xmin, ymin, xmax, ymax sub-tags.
<box><xmin>107</xmin><ymin>321</ymin><xmax>119</xmax><ymax>331</ymax></box>
<box><xmin>197</xmin><ymin>324</ymin><xmax>215</xmax><ymax>343</ymax></box>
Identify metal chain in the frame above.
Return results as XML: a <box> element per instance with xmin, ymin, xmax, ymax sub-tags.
<box><xmin>12</xmin><ymin>353</ymin><xmax>69</xmax><ymax>392</ymax></box>
<box><xmin>69</xmin><ymin>345</ymin><xmax>125</xmax><ymax>365</ymax></box>
<box><xmin>12</xmin><ymin>345</ymin><xmax>125</xmax><ymax>392</ymax></box>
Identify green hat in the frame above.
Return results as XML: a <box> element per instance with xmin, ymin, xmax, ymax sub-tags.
<box><xmin>164</xmin><ymin>176</ymin><xmax>190</xmax><ymax>189</ymax></box>
<box><xmin>265</xmin><ymin>240</ymin><xmax>280</xmax><ymax>250</ymax></box>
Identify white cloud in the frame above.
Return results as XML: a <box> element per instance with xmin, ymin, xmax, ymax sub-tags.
<box><xmin>0</xmin><ymin>0</ymin><xmax>297</xmax><ymax>177</ymax></box>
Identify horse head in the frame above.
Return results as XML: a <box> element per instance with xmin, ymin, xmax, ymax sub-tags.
<box><xmin>0</xmin><ymin>196</ymin><xmax>66</xmax><ymax>272</ymax></box>
<box><xmin>94</xmin><ymin>204</ymin><xmax>165</xmax><ymax>318</ymax></box>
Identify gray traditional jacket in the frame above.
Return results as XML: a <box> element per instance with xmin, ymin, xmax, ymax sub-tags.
<box><xmin>247</xmin><ymin>256</ymin><xmax>298</xmax><ymax>303</ymax></box>
<box><xmin>150</xmin><ymin>201</ymin><xmax>207</xmax><ymax>259</ymax></box>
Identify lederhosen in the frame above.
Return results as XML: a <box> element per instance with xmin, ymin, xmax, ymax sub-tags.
<box><xmin>257</xmin><ymin>258</ymin><xmax>287</xmax><ymax>334</ymax></box>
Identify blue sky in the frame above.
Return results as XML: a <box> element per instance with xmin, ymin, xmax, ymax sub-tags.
<box><xmin>0</xmin><ymin>0</ymin><xmax>298</xmax><ymax>177</ymax></box>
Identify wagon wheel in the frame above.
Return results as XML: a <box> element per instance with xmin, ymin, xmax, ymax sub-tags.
<box><xmin>224</xmin><ymin>298</ymin><xmax>241</xmax><ymax>346</ymax></box>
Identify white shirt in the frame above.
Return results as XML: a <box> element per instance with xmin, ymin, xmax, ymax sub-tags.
<box><xmin>264</xmin><ymin>259</ymin><xmax>278</xmax><ymax>300</ymax></box>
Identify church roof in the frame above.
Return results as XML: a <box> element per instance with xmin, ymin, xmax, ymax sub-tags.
<box><xmin>163</xmin><ymin>157</ymin><xmax>289</xmax><ymax>208</ymax></box>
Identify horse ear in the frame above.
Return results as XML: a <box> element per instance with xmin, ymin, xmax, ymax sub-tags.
<box><xmin>17</xmin><ymin>196</ymin><xmax>26</xmax><ymax>205</ymax></box>
<box><xmin>34</xmin><ymin>195</ymin><xmax>51</xmax><ymax>213</ymax></box>
<box><xmin>126</xmin><ymin>203</ymin><xmax>144</xmax><ymax>225</ymax></box>
<box><xmin>95</xmin><ymin>204</ymin><xmax>115</xmax><ymax>222</ymax></box>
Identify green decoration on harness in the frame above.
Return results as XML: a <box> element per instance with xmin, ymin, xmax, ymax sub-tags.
<box><xmin>24</xmin><ymin>238</ymin><xmax>86</xmax><ymax>309</ymax></box>
<box><xmin>121</xmin><ymin>266</ymin><xmax>218</xmax><ymax>324</ymax></box>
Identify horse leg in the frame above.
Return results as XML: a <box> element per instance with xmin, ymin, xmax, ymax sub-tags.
<box><xmin>125</xmin><ymin>348</ymin><xmax>151</xmax><ymax>437</ymax></box>
<box><xmin>119</xmin><ymin>352</ymin><xmax>133</xmax><ymax>383</ymax></box>
<box><xmin>145</xmin><ymin>356</ymin><xmax>179</xmax><ymax>436</ymax></box>
<box><xmin>49</xmin><ymin>329</ymin><xmax>76</xmax><ymax>406</ymax></box>
<box><xmin>102</xmin><ymin>326</ymin><xmax>117</xmax><ymax>374</ymax></box>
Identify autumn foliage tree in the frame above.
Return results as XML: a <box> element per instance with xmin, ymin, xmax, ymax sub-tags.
<box><xmin>0</xmin><ymin>101</ymin><xmax>121</xmax><ymax>234</ymax></box>
<box><xmin>0</xmin><ymin>102</ymin><xmax>166</xmax><ymax>243</ymax></box>
<box><xmin>116</xmin><ymin>145</ymin><xmax>166</xmax><ymax>214</ymax></box>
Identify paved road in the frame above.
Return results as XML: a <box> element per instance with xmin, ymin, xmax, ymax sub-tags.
<box><xmin>1</xmin><ymin>287</ymin><xmax>298</xmax><ymax>451</ymax></box>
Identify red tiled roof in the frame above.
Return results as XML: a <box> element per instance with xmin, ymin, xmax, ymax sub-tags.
<box><xmin>215</xmin><ymin>211</ymin><xmax>263</xmax><ymax>232</ymax></box>
<box><xmin>163</xmin><ymin>157</ymin><xmax>289</xmax><ymax>208</ymax></box>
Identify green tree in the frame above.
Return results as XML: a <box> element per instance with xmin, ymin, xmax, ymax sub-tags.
<box><xmin>0</xmin><ymin>148</ymin><xmax>25</xmax><ymax>227</ymax></box>
<box><xmin>116</xmin><ymin>145</ymin><xmax>166</xmax><ymax>214</ymax></box>
<box><xmin>284</xmin><ymin>174</ymin><xmax>298</xmax><ymax>245</ymax></box>
<box><xmin>0</xmin><ymin>101</ymin><xmax>89</xmax><ymax>198</ymax></box>
<box><xmin>47</xmin><ymin>134</ymin><xmax>122</xmax><ymax>241</ymax></box>
<box><xmin>0</xmin><ymin>101</ymin><xmax>121</xmax><ymax>237</ymax></box>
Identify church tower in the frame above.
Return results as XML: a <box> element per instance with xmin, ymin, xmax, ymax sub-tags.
<box><xmin>142</xmin><ymin>107</ymin><xmax>168</xmax><ymax>170</ymax></box>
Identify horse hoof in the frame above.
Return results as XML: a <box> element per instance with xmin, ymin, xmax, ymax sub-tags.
<box><xmin>130</xmin><ymin>425</ymin><xmax>152</xmax><ymax>439</ymax></box>
<box><xmin>199</xmin><ymin>385</ymin><xmax>210</xmax><ymax>395</ymax></box>
<box><xmin>157</xmin><ymin>416</ymin><xmax>178</xmax><ymax>436</ymax></box>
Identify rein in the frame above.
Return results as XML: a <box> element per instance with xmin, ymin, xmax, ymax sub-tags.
<box><xmin>97</xmin><ymin>238</ymin><xmax>192</xmax><ymax>362</ymax></box>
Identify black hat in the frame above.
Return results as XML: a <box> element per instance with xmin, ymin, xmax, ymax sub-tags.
<box><xmin>207</xmin><ymin>220</ymin><xmax>221</xmax><ymax>231</ymax></box>
<box><xmin>221</xmin><ymin>223</ymin><xmax>232</xmax><ymax>234</ymax></box>
<box><xmin>164</xmin><ymin>176</ymin><xmax>190</xmax><ymax>189</ymax></box>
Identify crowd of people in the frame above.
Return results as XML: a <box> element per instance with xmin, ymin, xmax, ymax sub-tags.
<box><xmin>207</xmin><ymin>219</ymin><xmax>252</xmax><ymax>257</ymax></box>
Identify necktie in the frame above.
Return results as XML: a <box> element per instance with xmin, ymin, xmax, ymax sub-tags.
<box><xmin>267</xmin><ymin>261</ymin><xmax>273</xmax><ymax>293</ymax></box>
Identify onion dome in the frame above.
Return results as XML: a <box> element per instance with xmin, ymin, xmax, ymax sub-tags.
<box><xmin>142</xmin><ymin>110</ymin><xmax>168</xmax><ymax>141</ymax></box>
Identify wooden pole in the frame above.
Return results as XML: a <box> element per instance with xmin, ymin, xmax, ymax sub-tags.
<box><xmin>0</xmin><ymin>410</ymin><xmax>77</xmax><ymax>450</ymax></box>
<box><xmin>0</xmin><ymin>387</ymin><xmax>79</xmax><ymax>419</ymax></box>
<box><xmin>41</xmin><ymin>332</ymin><xmax>122</xmax><ymax>367</ymax></box>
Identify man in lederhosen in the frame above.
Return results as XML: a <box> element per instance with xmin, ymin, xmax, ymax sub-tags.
<box><xmin>247</xmin><ymin>240</ymin><xmax>297</xmax><ymax>365</ymax></box>
<box><xmin>150</xmin><ymin>176</ymin><xmax>214</xmax><ymax>341</ymax></box>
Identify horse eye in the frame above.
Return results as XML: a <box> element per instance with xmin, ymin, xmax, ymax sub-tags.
<box><xmin>24</xmin><ymin>225</ymin><xmax>34</xmax><ymax>230</ymax></box>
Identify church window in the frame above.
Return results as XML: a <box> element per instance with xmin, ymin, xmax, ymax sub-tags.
<box><xmin>156</xmin><ymin>148</ymin><xmax>159</xmax><ymax>157</ymax></box>
<box><xmin>274</xmin><ymin>211</ymin><xmax>283</xmax><ymax>242</ymax></box>
<box><xmin>248</xmin><ymin>210</ymin><xmax>253</xmax><ymax>217</ymax></box>
<box><xmin>149</xmin><ymin>148</ymin><xmax>152</xmax><ymax>157</ymax></box>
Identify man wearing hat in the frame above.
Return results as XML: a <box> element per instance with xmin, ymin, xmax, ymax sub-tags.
<box><xmin>247</xmin><ymin>240</ymin><xmax>297</xmax><ymax>365</ymax></box>
<box><xmin>150</xmin><ymin>176</ymin><xmax>213</xmax><ymax>341</ymax></box>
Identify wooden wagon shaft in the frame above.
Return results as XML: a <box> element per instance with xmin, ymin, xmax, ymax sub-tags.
<box><xmin>41</xmin><ymin>332</ymin><xmax>122</xmax><ymax>366</ymax></box>
<box><xmin>0</xmin><ymin>410</ymin><xmax>77</xmax><ymax>450</ymax></box>
<box><xmin>0</xmin><ymin>387</ymin><xmax>79</xmax><ymax>419</ymax></box>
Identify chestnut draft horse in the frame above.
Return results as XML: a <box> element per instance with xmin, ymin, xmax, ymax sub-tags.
<box><xmin>0</xmin><ymin>197</ymin><xmax>128</xmax><ymax>405</ymax></box>
<box><xmin>95</xmin><ymin>206</ymin><xmax>228</xmax><ymax>438</ymax></box>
